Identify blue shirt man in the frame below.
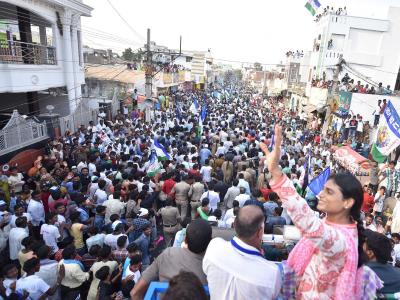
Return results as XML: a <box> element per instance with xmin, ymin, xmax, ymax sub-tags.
<box><xmin>134</xmin><ymin>225</ymin><xmax>152</xmax><ymax>268</ymax></box>
<box><xmin>199</xmin><ymin>146</ymin><xmax>212</xmax><ymax>166</ymax></box>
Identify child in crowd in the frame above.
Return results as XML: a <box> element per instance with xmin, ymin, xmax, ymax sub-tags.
<box><xmin>373</xmin><ymin>186</ymin><xmax>386</xmax><ymax>216</ymax></box>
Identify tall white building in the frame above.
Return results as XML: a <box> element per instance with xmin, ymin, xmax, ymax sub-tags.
<box><xmin>0</xmin><ymin>0</ymin><xmax>92</xmax><ymax>116</ymax></box>
<box><xmin>307</xmin><ymin>7</ymin><xmax>400</xmax><ymax>91</ymax></box>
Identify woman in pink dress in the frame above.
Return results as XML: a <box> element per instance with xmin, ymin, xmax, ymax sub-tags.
<box><xmin>261</xmin><ymin>125</ymin><xmax>366</xmax><ymax>300</ymax></box>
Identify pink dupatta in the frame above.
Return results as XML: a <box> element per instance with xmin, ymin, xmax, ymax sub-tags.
<box><xmin>287</xmin><ymin>222</ymin><xmax>358</xmax><ymax>300</ymax></box>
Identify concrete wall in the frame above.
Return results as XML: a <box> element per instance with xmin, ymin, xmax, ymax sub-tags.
<box><xmin>349</xmin><ymin>93</ymin><xmax>400</xmax><ymax>123</ymax></box>
<box><xmin>308</xmin><ymin>87</ymin><xmax>329</xmax><ymax>106</ymax></box>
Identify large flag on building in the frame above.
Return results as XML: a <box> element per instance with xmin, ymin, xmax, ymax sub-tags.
<box><xmin>371</xmin><ymin>101</ymin><xmax>400</xmax><ymax>163</ymax></box>
<box><xmin>308</xmin><ymin>167</ymin><xmax>331</xmax><ymax>196</ymax></box>
<box><xmin>147</xmin><ymin>151</ymin><xmax>161</xmax><ymax>177</ymax></box>
<box><xmin>153</xmin><ymin>138</ymin><xmax>172</xmax><ymax>161</ymax></box>
<box><xmin>305</xmin><ymin>0</ymin><xmax>321</xmax><ymax>16</ymax></box>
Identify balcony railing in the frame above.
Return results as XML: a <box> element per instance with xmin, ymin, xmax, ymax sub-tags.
<box><xmin>0</xmin><ymin>40</ymin><xmax>56</xmax><ymax>65</ymax></box>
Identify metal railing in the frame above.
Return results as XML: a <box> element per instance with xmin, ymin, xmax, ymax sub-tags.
<box><xmin>0</xmin><ymin>40</ymin><xmax>57</xmax><ymax>65</ymax></box>
<box><xmin>0</xmin><ymin>110</ymin><xmax>48</xmax><ymax>156</ymax></box>
<box><xmin>59</xmin><ymin>101</ymin><xmax>99</xmax><ymax>135</ymax></box>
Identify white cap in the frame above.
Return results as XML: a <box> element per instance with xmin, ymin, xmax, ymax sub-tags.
<box><xmin>138</xmin><ymin>208</ymin><xmax>149</xmax><ymax>217</ymax></box>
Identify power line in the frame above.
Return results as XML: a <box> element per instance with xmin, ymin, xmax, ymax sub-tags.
<box><xmin>0</xmin><ymin>7</ymin><xmax>143</xmax><ymax>47</ymax></box>
<box><xmin>0</xmin><ymin>65</ymin><xmax>129</xmax><ymax>113</ymax></box>
<box><xmin>105</xmin><ymin>0</ymin><xmax>146</xmax><ymax>43</ymax></box>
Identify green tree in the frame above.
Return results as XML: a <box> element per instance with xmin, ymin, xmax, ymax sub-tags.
<box><xmin>122</xmin><ymin>48</ymin><xmax>134</xmax><ymax>61</ymax></box>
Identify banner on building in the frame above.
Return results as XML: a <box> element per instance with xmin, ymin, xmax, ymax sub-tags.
<box><xmin>371</xmin><ymin>101</ymin><xmax>400</xmax><ymax>162</ymax></box>
<box><xmin>333</xmin><ymin>91</ymin><xmax>352</xmax><ymax>117</ymax></box>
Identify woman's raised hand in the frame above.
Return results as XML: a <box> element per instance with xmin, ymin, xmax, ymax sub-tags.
<box><xmin>259</xmin><ymin>124</ymin><xmax>284</xmax><ymax>181</ymax></box>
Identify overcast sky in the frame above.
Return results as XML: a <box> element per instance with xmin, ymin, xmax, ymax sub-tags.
<box><xmin>81</xmin><ymin>0</ymin><xmax>400</xmax><ymax>66</ymax></box>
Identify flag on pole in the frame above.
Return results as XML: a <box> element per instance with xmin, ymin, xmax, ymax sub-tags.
<box><xmin>305</xmin><ymin>0</ymin><xmax>321</xmax><ymax>16</ymax></box>
<box><xmin>269</xmin><ymin>134</ymin><xmax>275</xmax><ymax>152</ymax></box>
<box><xmin>308</xmin><ymin>167</ymin><xmax>331</xmax><ymax>196</ymax></box>
<box><xmin>371</xmin><ymin>101</ymin><xmax>400</xmax><ymax>163</ymax></box>
<box><xmin>147</xmin><ymin>151</ymin><xmax>161</xmax><ymax>177</ymax></box>
<box><xmin>197</xmin><ymin>116</ymin><xmax>203</xmax><ymax>138</ymax></box>
<box><xmin>190</xmin><ymin>98</ymin><xmax>199</xmax><ymax>114</ymax></box>
<box><xmin>302</xmin><ymin>149</ymin><xmax>312</xmax><ymax>193</ymax></box>
<box><xmin>176</xmin><ymin>103</ymin><xmax>182</xmax><ymax>121</ymax></box>
<box><xmin>153</xmin><ymin>138</ymin><xmax>171</xmax><ymax>161</ymax></box>
<box><xmin>201</xmin><ymin>104</ymin><xmax>207</xmax><ymax>123</ymax></box>
<box><xmin>370</xmin><ymin>144</ymin><xmax>386</xmax><ymax>163</ymax></box>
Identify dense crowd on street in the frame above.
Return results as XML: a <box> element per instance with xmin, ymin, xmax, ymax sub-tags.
<box><xmin>0</xmin><ymin>82</ymin><xmax>400</xmax><ymax>300</ymax></box>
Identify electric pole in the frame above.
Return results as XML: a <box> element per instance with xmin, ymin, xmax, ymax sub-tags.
<box><xmin>145</xmin><ymin>28</ymin><xmax>152</xmax><ymax>123</ymax></box>
<box><xmin>142</xmin><ymin>28</ymin><xmax>182</xmax><ymax>122</ymax></box>
<box><xmin>322</xmin><ymin>59</ymin><xmax>342</xmax><ymax>136</ymax></box>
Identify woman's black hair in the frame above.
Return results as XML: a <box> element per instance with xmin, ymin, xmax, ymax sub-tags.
<box><xmin>329</xmin><ymin>172</ymin><xmax>366</xmax><ymax>267</ymax></box>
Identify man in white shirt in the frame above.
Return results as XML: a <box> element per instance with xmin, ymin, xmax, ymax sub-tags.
<box><xmin>200</xmin><ymin>161</ymin><xmax>213</xmax><ymax>184</ymax></box>
<box><xmin>28</xmin><ymin>191</ymin><xmax>45</xmax><ymax>239</ymax></box>
<box><xmin>103</xmin><ymin>192</ymin><xmax>126</xmax><ymax>224</ymax></box>
<box><xmin>86</xmin><ymin>227</ymin><xmax>106</xmax><ymax>250</ymax></box>
<box><xmin>237</xmin><ymin>173</ymin><xmax>251</xmax><ymax>195</ymax></box>
<box><xmin>9</xmin><ymin>204</ymin><xmax>31</xmax><ymax>233</ymax></box>
<box><xmin>200</xmin><ymin>186</ymin><xmax>220</xmax><ymax>211</ymax></box>
<box><xmin>364</xmin><ymin>214</ymin><xmax>377</xmax><ymax>231</ymax></box>
<box><xmin>235</xmin><ymin>187</ymin><xmax>251</xmax><ymax>207</ymax></box>
<box><xmin>77</xmin><ymin>160</ymin><xmax>87</xmax><ymax>174</ymax></box>
<box><xmin>215</xmin><ymin>142</ymin><xmax>226</xmax><ymax>156</ymax></box>
<box><xmin>94</xmin><ymin>180</ymin><xmax>108</xmax><ymax>206</ymax></box>
<box><xmin>17</xmin><ymin>257</ymin><xmax>59</xmax><ymax>300</ymax></box>
<box><xmin>223</xmin><ymin>180</ymin><xmax>241</xmax><ymax>210</ymax></box>
<box><xmin>9</xmin><ymin>216</ymin><xmax>29</xmax><ymax>261</ymax></box>
<box><xmin>223</xmin><ymin>200</ymin><xmax>239</xmax><ymax>225</ymax></box>
<box><xmin>104</xmin><ymin>222</ymin><xmax>128</xmax><ymax>250</ymax></box>
<box><xmin>7</xmin><ymin>167</ymin><xmax>25</xmax><ymax>194</ymax></box>
<box><xmin>203</xmin><ymin>205</ymin><xmax>281</xmax><ymax>299</ymax></box>
<box><xmin>40</xmin><ymin>212</ymin><xmax>61</xmax><ymax>254</ymax></box>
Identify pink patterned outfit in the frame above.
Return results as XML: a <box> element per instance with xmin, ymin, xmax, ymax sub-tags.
<box><xmin>271</xmin><ymin>175</ymin><xmax>359</xmax><ymax>300</ymax></box>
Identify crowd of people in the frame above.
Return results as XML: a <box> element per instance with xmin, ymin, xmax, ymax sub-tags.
<box><xmin>311</xmin><ymin>75</ymin><xmax>394</xmax><ymax>96</ymax></box>
<box><xmin>0</xmin><ymin>83</ymin><xmax>399</xmax><ymax>299</ymax></box>
<box><xmin>314</xmin><ymin>6</ymin><xmax>347</xmax><ymax>22</ymax></box>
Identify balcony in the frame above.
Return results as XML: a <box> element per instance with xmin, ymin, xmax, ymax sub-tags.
<box><xmin>0</xmin><ymin>40</ymin><xmax>56</xmax><ymax>65</ymax></box>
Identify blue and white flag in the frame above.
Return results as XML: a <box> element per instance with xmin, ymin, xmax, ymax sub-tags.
<box><xmin>308</xmin><ymin>167</ymin><xmax>331</xmax><ymax>196</ymax></box>
<box><xmin>176</xmin><ymin>103</ymin><xmax>182</xmax><ymax>121</ymax></box>
<box><xmin>147</xmin><ymin>151</ymin><xmax>161</xmax><ymax>177</ymax></box>
<box><xmin>153</xmin><ymin>138</ymin><xmax>171</xmax><ymax>161</ymax></box>
<box><xmin>302</xmin><ymin>149</ymin><xmax>312</xmax><ymax>192</ymax></box>
<box><xmin>269</xmin><ymin>134</ymin><xmax>275</xmax><ymax>151</ymax></box>
<box><xmin>371</xmin><ymin>101</ymin><xmax>400</xmax><ymax>161</ymax></box>
<box><xmin>201</xmin><ymin>104</ymin><xmax>207</xmax><ymax>123</ymax></box>
<box><xmin>190</xmin><ymin>98</ymin><xmax>199</xmax><ymax>114</ymax></box>
<box><xmin>305</xmin><ymin>0</ymin><xmax>321</xmax><ymax>16</ymax></box>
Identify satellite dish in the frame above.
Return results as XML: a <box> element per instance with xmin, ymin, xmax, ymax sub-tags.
<box><xmin>46</xmin><ymin>105</ymin><xmax>55</xmax><ymax>114</ymax></box>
